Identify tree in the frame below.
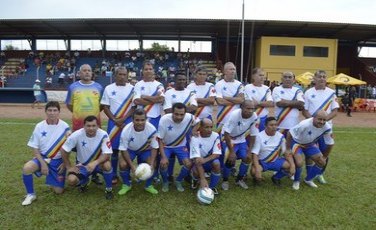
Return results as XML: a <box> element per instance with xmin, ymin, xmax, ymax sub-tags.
<box><xmin>5</xmin><ymin>45</ymin><xmax>18</xmax><ymax>51</ymax></box>
<box><xmin>146</xmin><ymin>43</ymin><xmax>170</xmax><ymax>52</ymax></box>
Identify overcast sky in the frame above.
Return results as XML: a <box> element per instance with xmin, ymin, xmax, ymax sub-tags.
<box><xmin>1</xmin><ymin>0</ymin><xmax>375</xmax><ymax>25</ymax></box>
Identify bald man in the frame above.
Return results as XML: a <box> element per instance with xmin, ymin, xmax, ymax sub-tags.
<box><xmin>190</xmin><ymin>118</ymin><xmax>222</xmax><ymax>194</ymax></box>
<box><xmin>286</xmin><ymin>110</ymin><xmax>334</xmax><ymax>190</ymax></box>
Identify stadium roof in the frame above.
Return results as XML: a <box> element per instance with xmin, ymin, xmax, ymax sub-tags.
<box><xmin>1</xmin><ymin>18</ymin><xmax>376</xmax><ymax>44</ymax></box>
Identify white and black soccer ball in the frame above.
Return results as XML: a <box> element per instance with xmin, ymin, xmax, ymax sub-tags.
<box><xmin>135</xmin><ymin>163</ymin><xmax>153</xmax><ymax>181</ymax></box>
<box><xmin>197</xmin><ymin>187</ymin><xmax>215</xmax><ymax>205</ymax></box>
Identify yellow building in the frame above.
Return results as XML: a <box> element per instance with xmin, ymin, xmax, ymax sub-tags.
<box><xmin>255</xmin><ymin>36</ymin><xmax>338</xmax><ymax>82</ymax></box>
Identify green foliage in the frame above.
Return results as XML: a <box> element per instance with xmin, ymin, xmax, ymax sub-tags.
<box><xmin>0</xmin><ymin>120</ymin><xmax>375</xmax><ymax>229</ymax></box>
<box><xmin>145</xmin><ymin>42</ymin><xmax>170</xmax><ymax>52</ymax></box>
<box><xmin>4</xmin><ymin>44</ymin><xmax>19</xmax><ymax>50</ymax></box>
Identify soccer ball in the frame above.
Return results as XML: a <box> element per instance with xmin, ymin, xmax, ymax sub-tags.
<box><xmin>135</xmin><ymin>163</ymin><xmax>153</xmax><ymax>181</ymax></box>
<box><xmin>197</xmin><ymin>187</ymin><xmax>215</xmax><ymax>205</ymax></box>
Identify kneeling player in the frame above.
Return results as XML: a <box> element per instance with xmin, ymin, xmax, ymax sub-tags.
<box><xmin>251</xmin><ymin>117</ymin><xmax>295</xmax><ymax>186</ymax></box>
<box><xmin>61</xmin><ymin>116</ymin><xmax>114</xmax><ymax>199</ymax></box>
<box><xmin>117</xmin><ymin>109</ymin><xmax>159</xmax><ymax>195</ymax></box>
<box><xmin>190</xmin><ymin>118</ymin><xmax>222</xmax><ymax>194</ymax></box>
<box><xmin>21</xmin><ymin>101</ymin><xmax>70</xmax><ymax>206</ymax></box>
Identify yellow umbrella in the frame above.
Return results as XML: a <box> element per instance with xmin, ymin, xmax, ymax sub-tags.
<box><xmin>296</xmin><ymin>72</ymin><xmax>314</xmax><ymax>85</ymax></box>
<box><xmin>327</xmin><ymin>73</ymin><xmax>366</xmax><ymax>85</ymax></box>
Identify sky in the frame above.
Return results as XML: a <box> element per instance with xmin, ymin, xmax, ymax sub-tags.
<box><xmin>1</xmin><ymin>0</ymin><xmax>376</xmax><ymax>25</ymax></box>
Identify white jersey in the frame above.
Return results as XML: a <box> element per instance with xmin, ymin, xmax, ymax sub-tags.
<box><xmin>187</xmin><ymin>82</ymin><xmax>216</xmax><ymax>119</ymax></box>
<box><xmin>133</xmin><ymin>80</ymin><xmax>165</xmax><ymax>118</ymax></box>
<box><xmin>119</xmin><ymin>122</ymin><xmax>159</xmax><ymax>152</ymax></box>
<box><xmin>100</xmin><ymin>83</ymin><xmax>134</xmax><ymax>118</ymax></box>
<box><xmin>163</xmin><ymin>88</ymin><xmax>198</xmax><ymax>111</ymax></box>
<box><xmin>244</xmin><ymin>84</ymin><xmax>273</xmax><ymax>118</ymax></box>
<box><xmin>304</xmin><ymin>87</ymin><xmax>339</xmax><ymax>126</ymax></box>
<box><xmin>289</xmin><ymin>118</ymin><xmax>334</xmax><ymax>146</ymax></box>
<box><xmin>27</xmin><ymin>119</ymin><xmax>70</xmax><ymax>159</ymax></box>
<box><xmin>272</xmin><ymin>85</ymin><xmax>304</xmax><ymax>129</ymax></box>
<box><xmin>158</xmin><ymin>113</ymin><xmax>200</xmax><ymax>148</ymax></box>
<box><xmin>62</xmin><ymin>128</ymin><xmax>113</xmax><ymax>165</ymax></box>
<box><xmin>222</xmin><ymin>109</ymin><xmax>259</xmax><ymax>144</ymax></box>
<box><xmin>190</xmin><ymin>132</ymin><xmax>221</xmax><ymax>159</ymax></box>
<box><xmin>215</xmin><ymin>79</ymin><xmax>244</xmax><ymax>126</ymax></box>
<box><xmin>252</xmin><ymin>130</ymin><xmax>286</xmax><ymax>162</ymax></box>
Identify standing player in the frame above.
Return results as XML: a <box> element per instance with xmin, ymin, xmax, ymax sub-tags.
<box><xmin>251</xmin><ymin>117</ymin><xmax>295</xmax><ymax>186</ymax></box>
<box><xmin>190</xmin><ymin>118</ymin><xmax>222</xmax><ymax>194</ymax></box>
<box><xmin>117</xmin><ymin>109</ymin><xmax>159</xmax><ymax>195</ymax></box>
<box><xmin>286</xmin><ymin>110</ymin><xmax>334</xmax><ymax>189</ymax></box>
<box><xmin>244</xmin><ymin>68</ymin><xmax>274</xmax><ymax>131</ymax></box>
<box><xmin>215</xmin><ymin>62</ymin><xmax>245</xmax><ymax>133</ymax></box>
<box><xmin>101</xmin><ymin>67</ymin><xmax>135</xmax><ymax>184</ymax></box>
<box><xmin>221</xmin><ymin>100</ymin><xmax>258</xmax><ymax>190</ymax></box>
<box><xmin>158</xmin><ymin>103</ymin><xmax>200</xmax><ymax>192</ymax></box>
<box><xmin>302</xmin><ymin>70</ymin><xmax>339</xmax><ymax>184</ymax></box>
<box><xmin>133</xmin><ymin>61</ymin><xmax>165</xmax><ymax>128</ymax></box>
<box><xmin>164</xmin><ymin>72</ymin><xmax>198</xmax><ymax>114</ymax></box>
<box><xmin>61</xmin><ymin>116</ymin><xmax>114</xmax><ymax>199</ymax></box>
<box><xmin>65</xmin><ymin>64</ymin><xmax>103</xmax><ymax>131</ymax></box>
<box><xmin>187</xmin><ymin>66</ymin><xmax>216</xmax><ymax>120</ymax></box>
<box><xmin>21</xmin><ymin>101</ymin><xmax>70</xmax><ymax>206</ymax></box>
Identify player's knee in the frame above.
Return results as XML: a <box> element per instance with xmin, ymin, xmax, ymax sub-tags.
<box><xmin>102</xmin><ymin>161</ymin><xmax>112</xmax><ymax>171</ymax></box>
<box><xmin>52</xmin><ymin>187</ymin><xmax>64</xmax><ymax>194</ymax></box>
<box><xmin>184</xmin><ymin>160</ymin><xmax>192</xmax><ymax>169</ymax></box>
<box><xmin>67</xmin><ymin>175</ymin><xmax>78</xmax><ymax>186</ymax></box>
<box><xmin>282</xmin><ymin>161</ymin><xmax>291</xmax><ymax>169</ymax></box>
<box><xmin>212</xmin><ymin>162</ymin><xmax>221</xmax><ymax>173</ymax></box>
<box><xmin>22</xmin><ymin>161</ymin><xmax>37</xmax><ymax>174</ymax></box>
<box><xmin>317</xmin><ymin>157</ymin><xmax>326</xmax><ymax>168</ymax></box>
<box><xmin>119</xmin><ymin>161</ymin><xmax>128</xmax><ymax>170</ymax></box>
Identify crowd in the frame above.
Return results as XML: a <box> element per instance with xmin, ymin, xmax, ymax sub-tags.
<box><xmin>21</xmin><ymin>61</ymin><xmax>338</xmax><ymax>205</ymax></box>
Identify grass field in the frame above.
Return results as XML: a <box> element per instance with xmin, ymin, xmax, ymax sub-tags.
<box><xmin>0</xmin><ymin>118</ymin><xmax>375</xmax><ymax>229</ymax></box>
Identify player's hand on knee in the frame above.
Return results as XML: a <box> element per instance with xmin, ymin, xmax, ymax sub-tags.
<box><xmin>67</xmin><ymin>166</ymin><xmax>79</xmax><ymax>174</ymax></box>
<box><xmin>160</xmin><ymin>156</ymin><xmax>169</xmax><ymax>168</ymax></box>
<box><xmin>199</xmin><ymin>178</ymin><xmax>209</xmax><ymax>189</ymax></box>
<box><xmin>228</xmin><ymin>152</ymin><xmax>236</xmax><ymax>164</ymax></box>
<box><xmin>41</xmin><ymin>163</ymin><xmax>49</xmax><ymax>175</ymax></box>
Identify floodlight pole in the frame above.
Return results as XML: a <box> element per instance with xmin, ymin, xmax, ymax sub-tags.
<box><xmin>240</xmin><ymin>0</ymin><xmax>245</xmax><ymax>83</ymax></box>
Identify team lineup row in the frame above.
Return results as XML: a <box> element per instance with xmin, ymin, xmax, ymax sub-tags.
<box><xmin>21</xmin><ymin>61</ymin><xmax>339</xmax><ymax>205</ymax></box>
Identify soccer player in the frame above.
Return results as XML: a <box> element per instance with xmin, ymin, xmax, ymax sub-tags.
<box><xmin>221</xmin><ymin>100</ymin><xmax>258</xmax><ymax>190</ymax></box>
<box><xmin>272</xmin><ymin>71</ymin><xmax>304</xmax><ymax>136</ymax></box>
<box><xmin>117</xmin><ymin>109</ymin><xmax>159</xmax><ymax>195</ymax></box>
<box><xmin>215</xmin><ymin>62</ymin><xmax>245</xmax><ymax>133</ymax></box>
<box><xmin>190</xmin><ymin>118</ymin><xmax>222</xmax><ymax>194</ymax></box>
<box><xmin>133</xmin><ymin>61</ymin><xmax>165</xmax><ymax>129</ymax></box>
<box><xmin>21</xmin><ymin>101</ymin><xmax>70</xmax><ymax>206</ymax></box>
<box><xmin>286</xmin><ymin>110</ymin><xmax>334</xmax><ymax>189</ymax></box>
<box><xmin>187</xmin><ymin>66</ymin><xmax>216</xmax><ymax>119</ymax></box>
<box><xmin>302</xmin><ymin>70</ymin><xmax>339</xmax><ymax>184</ymax></box>
<box><xmin>164</xmin><ymin>71</ymin><xmax>198</xmax><ymax>114</ymax></box>
<box><xmin>101</xmin><ymin>67</ymin><xmax>135</xmax><ymax>184</ymax></box>
<box><xmin>61</xmin><ymin>116</ymin><xmax>114</xmax><ymax>199</ymax></box>
<box><xmin>65</xmin><ymin>64</ymin><xmax>103</xmax><ymax>131</ymax></box>
<box><xmin>251</xmin><ymin>117</ymin><xmax>295</xmax><ymax>186</ymax></box>
<box><xmin>244</xmin><ymin>68</ymin><xmax>274</xmax><ymax>131</ymax></box>
<box><xmin>158</xmin><ymin>103</ymin><xmax>200</xmax><ymax>192</ymax></box>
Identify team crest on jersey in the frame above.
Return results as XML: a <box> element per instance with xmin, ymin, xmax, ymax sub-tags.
<box><xmin>106</xmin><ymin>141</ymin><xmax>111</xmax><ymax>149</ymax></box>
<box><xmin>217</xmin><ymin>142</ymin><xmax>221</xmax><ymax>149</ymax></box>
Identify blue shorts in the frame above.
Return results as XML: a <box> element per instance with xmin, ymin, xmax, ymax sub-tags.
<box><xmin>258</xmin><ymin>115</ymin><xmax>267</xmax><ymax>132</ymax></box>
<box><xmin>75</xmin><ymin>165</ymin><xmax>105</xmax><ymax>185</ymax></box>
<box><xmin>259</xmin><ymin>158</ymin><xmax>285</xmax><ymax>172</ymax></box>
<box><xmin>32</xmin><ymin>158</ymin><xmax>66</xmax><ymax>188</ymax></box>
<box><xmin>292</xmin><ymin>140</ymin><xmax>321</xmax><ymax>157</ymax></box>
<box><xmin>164</xmin><ymin>146</ymin><xmax>189</xmax><ymax>164</ymax></box>
<box><xmin>202</xmin><ymin>158</ymin><xmax>221</xmax><ymax>172</ymax></box>
<box><xmin>107</xmin><ymin>117</ymin><xmax>132</xmax><ymax>149</ymax></box>
<box><xmin>128</xmin><ymin>150</ymin><xmax>152</xmax><ymax>164</ymax></box>
<box><xmin>224</xmin><ymin>142</ymin><xmax>248</xmax><ymax>161</ymax></box>
<box><xmin>148</xmin><ymin>116</ymin><xmax>161</xmax><ymax>129</ymax></box>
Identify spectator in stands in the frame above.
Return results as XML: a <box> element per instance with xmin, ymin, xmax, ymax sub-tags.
<box><xmin>0</xmin><ymin>51</ymin><xmax>5</xmax><ymax>59</ymax></box>
<box><xmin>373</xmin><ymin>85</ymin><xmax>376</xmax><ymax>99</ymax></box>
<box><xmin>32</xmin><ymin>79</ymin><xmax>43</xmax><ymax>109</ymax></box>
<box><xmin>45</xmin><ymin>76</ymin><xmax>52</xmax><ymax>87</ymax></box>
<box><xmin>0</xmin><ymin>76</ymin><xmax>7</xmax><ymax>87</ymax></box>
<box><xmin>74</xmin><ymin>50</ymin><xmax>80</xmax><ymax>59</ymax></box>
<box><xmin>58</xmin><ymin>73</ymin><xmax>65</xmax><ymax>86</ymax></box>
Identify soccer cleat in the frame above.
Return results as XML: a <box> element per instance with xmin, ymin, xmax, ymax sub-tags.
<box><xmin>175</xmin><ymin>181</ymin><xmax>185</xmax><ymax>192</ymax></box>
<box><xmin>271</xmin><ymin>176</ymin><xmax>282</xmax><ymax>187</ymax></box>
<box><xmin>221</xmin><ymin>181</ymin><xmax>229</xmax><ymax>191</ymax></box>
<box><xmin>191</xmin><ymin>179</ymin><xmax>198</xmax><ymax>190</ymax></box>
<box><xmin>91</xmin><ymin>174</ymin><xmax>103</xmax><ymax>185</ymax></box>
<box><xmin>78</xmin><ymin>184</ymin><xmax>89</xmax><ymax>193</ymax></box>
<box><xmin>316</xmin><ymin>175</ymin><xmax>327</xmax><ymax>184</ymax></box>
<box><xmin>211</xmin><ymin>187</ymin><xmax>219</xmax><ymax>195</ymax></box>
<box><xmin>105</xmin><ymin>189</ymin><xmax>113</xmax><ymax>200</ymax></box>
<box><xmin>22</xmin><ymin>194</ymin><xmax>36</xmax><ymax>206</ymax></box>
<box><xmin>304</xmin><ymin>180</ymin><xmax>318</xmax><ymax>188</ymax></box>
<box><xmin>292</xmin><ymin>181</ymin><xmax>300</xmax><ymax>190</ymax></box>
<box><xmin>236</xmin><ymin>179</ymin><xmax>249</xmax><ymax>190</ymax></box>
<box><xmin>144</xmin><ymin>185</ymin><xmax>158</xmax><ymax>195</ymax></box>
<box><xmin>162</xmin><ymin>182</ymin><xmax>169</xmax><ymax>192</ymax></box>
<box><xmin>118</xmin><ymin>184</ymin><xmax>132</xmax><ymax>195</ymax></box>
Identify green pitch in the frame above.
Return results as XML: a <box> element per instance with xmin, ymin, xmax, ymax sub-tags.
<box><xmin>0</xmin><ymin>119</ymin><xmax>375</xmax><ymax>229</ymax></box>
